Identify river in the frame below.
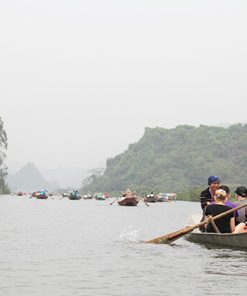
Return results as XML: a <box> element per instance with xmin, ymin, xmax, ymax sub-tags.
<box><xmin>0</xmin><ymin>195</ymin><xmax>246</xmax><ymax>296</ymax></box>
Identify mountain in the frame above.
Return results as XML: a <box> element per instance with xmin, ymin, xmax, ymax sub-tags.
<box><xmin>7</xmin><ymin>162</ymin><xmax>58</xmax><ymax>192</ymax></box>
<box><xmin>82</xmin><ymin>123</ymin><xmax>247</xmax><ymax>194</ymax></box>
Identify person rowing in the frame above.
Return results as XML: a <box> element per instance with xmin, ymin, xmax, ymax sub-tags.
<box><xmin>203</xmin><ymin>188</ymin><xmax>245</xmax><ymax>234</ymax></box>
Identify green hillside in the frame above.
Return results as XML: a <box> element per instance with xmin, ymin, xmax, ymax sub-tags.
<box><xmin>82</xmin><ymin>124</ymin><xmax>247</xmax><ymax>198</ymax></box>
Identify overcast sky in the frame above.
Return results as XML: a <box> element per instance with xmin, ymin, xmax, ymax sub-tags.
<box><xmin>1</xmin><ymin>0</ymin><xmax>247</xmax><ymax>173</ymax></box>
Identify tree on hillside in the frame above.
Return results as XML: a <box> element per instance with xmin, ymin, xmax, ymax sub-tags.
<box><xmin>0</xmin><ymin>117</ymin><xmax>9</xmax><ymax>194</ymax></box>
<box><xmin>81</xmin><ymin>123</ymin><xmax>247</xmax><ymax>198</ymax></box>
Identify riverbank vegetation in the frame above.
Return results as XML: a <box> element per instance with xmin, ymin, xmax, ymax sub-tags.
<box><xmin>0</xmin><ymin>117</ymin><xmax>10</xmax><ymax>194</ymax></box>
<box><xmin>82</xmin><ymin>124</ymin><xmax>247</xmax><ymax>201</ymax></box>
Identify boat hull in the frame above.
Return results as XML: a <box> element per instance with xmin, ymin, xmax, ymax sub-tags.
<box><xmin>36</xmin><ymin>195</ymin><xmax>48</xmax><ymax>199</ymax></box>
<box><xmin>68</xmin><ymin>195</ymin><xmax>81</xmax><ymax>200</ymax></box>
<box><xmin>186</xmin><ymin>232</ymin><xmax>247</xmax><ymax>249</ymax></box>
<box><xmin>118</xmin><ymin>197</ymin><xmax>139</xmax><ymax>206</ymax></box>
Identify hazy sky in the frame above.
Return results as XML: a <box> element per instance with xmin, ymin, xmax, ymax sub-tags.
<box><xmin>1</xmin><ymin>1</ymin><xmax>247</xmax><ymax>173</ymax></box>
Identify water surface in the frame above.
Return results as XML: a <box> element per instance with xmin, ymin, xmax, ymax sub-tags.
<box><xmin>0</xmin><ymin>195</ymin><xmax>246</xmax><ymax>296</ymax></box>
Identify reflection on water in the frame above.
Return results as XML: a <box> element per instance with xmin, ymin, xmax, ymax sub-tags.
<box><xmin>0</xmin><ymin>196</ymin><xmax>246</xmax><ymax>296</ymax></box>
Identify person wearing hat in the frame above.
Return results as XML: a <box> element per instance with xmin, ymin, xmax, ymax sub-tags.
<box><xmin>235</xmin><ymin>186</ymin><xmax>247</xmax><ymax>224</ymax></box>
<box><xmin>200</xmin><ymin>176</ymin><xmax>220</xmax><ymax>210</ymax></box>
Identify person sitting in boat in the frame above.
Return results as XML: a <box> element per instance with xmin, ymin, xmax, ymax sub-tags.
<box><xmin>234</xmin><ymin>186</ymin><xmax>247</xmax><ymax>224</ymax></box>
<box><xmin>217</xmin><ymin>185</ymin><xmax>239</xmax><ymax>221</ymax></box>
<box><xmin>204</xmin><ymin>189</ymin><xmax>235</xmax><ymax>233</ymax></box>
<box><xmin>202</xmin><ymin>188</ymin><xmax>246</xmax><ymax>234</ymax></box>
<box><xmin>200</xmin><ymin>176</ymin><xmax>220</xmax><ymax>210</ymax></box>
<box><xmin>75</xmin><ymin>190</ymin><xmax>80</xmax><ymax>197</ymax></box>
<box><xmin>123</xmin><ymin>189</ymin><xmax>133</xmax><ymax>198</ymax></box>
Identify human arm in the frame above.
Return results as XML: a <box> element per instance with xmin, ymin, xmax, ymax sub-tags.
<box><xmin>200</xmin><ymin>189</ymin><xmax>211</xmax><ymax>210</ymax></box>
<box><xmin>230</xmin><ymin>217</ymin><xmax>235</xmax><ymax>233</ymax></box>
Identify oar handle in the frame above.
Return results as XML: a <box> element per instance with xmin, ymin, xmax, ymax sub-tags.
<box><xmin>209</xmin><ymin>201</ymin><xmax>247</xmax><ymax>221</ymax></box>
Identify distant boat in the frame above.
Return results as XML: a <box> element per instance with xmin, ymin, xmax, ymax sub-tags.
<box><xmin>83</xmin><ymin>194</ymin><xmax>93</xmax><ymax>200</ymax></box>
<box><xmin>36</xmin><ymin>194</ymin><xmax>48</xmax><ymax>199</ymax></box>
<box><xmin>118</xmin><ymin>196</ymin><xmax>139</xmax><ymax>206</ymax></box>
<box><xmin>144</xmin><ymin>194</ymin><xmax>157</xmax><ymax>203</ymax></box>
<box><xmin>17</xmin><ymin>191</ymin><xmax>24</xmax><ymax>196</ymax></box>
<box><xmin>94</xmin><ymin>193</ymin><xmax>106</xmax><ymax>200</ymax></box>
<box><xmin>103</xmin><ymin>192</ymin><xmax>110</xmax><ymax>198</ymax></box>
<box><xmin>157</xmin><ymin>193</ymin><xmax>176</xmax><ymax>202</ymax></box>
<box><xmin>68</xmin><ymin>191</ymin><xmax>81</xmax><ymax>200</ymax></box>
<box><xmin>31</xmin><ymin>190</ymin><xmax>49</xmax><ymax>199</ymax></box>
<box><xmin>117</xmin><ymin>190</ymin><xmax>139</xmax><ymax>206</ymax></box>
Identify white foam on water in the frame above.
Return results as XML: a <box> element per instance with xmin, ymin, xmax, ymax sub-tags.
<box><xmin>119</xmin><ymin>225</ymin><xmax>140</xmax><ymax>242</ymax></box>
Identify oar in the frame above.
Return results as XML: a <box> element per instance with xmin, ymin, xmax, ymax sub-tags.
<box><xmin>109</xmin><ymin>198</ymin><xmax>119</xmax><ymax>205</ymax></box>
<box><xmin>140</xmin><ymin>197</ymin><xmax>150</xmax><ymax>207</ymax></box>
<box><xmin>145</xmin><ymin>202</ymin><xmax>247</xmax><ymax>244</ymax></box>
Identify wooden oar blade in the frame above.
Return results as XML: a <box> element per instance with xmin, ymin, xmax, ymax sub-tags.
<box><xmin>145</xmin><ymin>226</ymin><xmax>193</xmax><ymax>244</ymax></box>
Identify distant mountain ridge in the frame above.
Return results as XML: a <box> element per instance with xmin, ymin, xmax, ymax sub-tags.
<box><xmin>82</xmin><ymin>123</ymin><xmax>247</xmax><ymax>194</ymax></box>
<box><xmin>39</xmin><ymin>166</ymin><xmax>87</xmax><ymax>188</ymax></box>
<box><xmin>7</xmin><ymin>162</ymin><xmax>58</xmax><ymax>192</ymax></box>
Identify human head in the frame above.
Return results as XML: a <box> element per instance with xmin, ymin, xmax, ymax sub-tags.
<box><xmin>208</xmin><ymin>176</ymin><xmax>220</xmax><ymax>194</ymax></box>
<box><xmin>208</xmin><ymin>176</ymin><xmax>220</xmax><ymax>186</ymax></box>
<box><xmin>234</xmin><ymin>186</ymin><xmax>247</xmax><ymax>198</ymax></box>
<box><xmin>219</xmin><ymin>185</ymin><xmax>230</xmax><ymax>194</ymax></box>
<box><xmin>215</xmin><ymin>189</ymin><xmax>227</xmax><ymax>202</ymax></box>
<box><xmin>219</xmin><ymin>185</ymin><xmax>230</xmax><ymax>200</ymax></box>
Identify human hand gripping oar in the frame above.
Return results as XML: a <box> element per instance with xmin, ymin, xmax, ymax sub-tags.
<box><xmin>145</xmin><ymin>202</ymin><xmax>247</xmax><ymax>244</ymax></box>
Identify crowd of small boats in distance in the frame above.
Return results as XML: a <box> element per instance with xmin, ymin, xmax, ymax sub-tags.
<box><xmin>12</xmin><ymin>190</ymin><xmax>176</xmax><ymax>206</ymax></box>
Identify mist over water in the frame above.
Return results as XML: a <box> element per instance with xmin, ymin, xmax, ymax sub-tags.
<box><xmin>0</xmin><ymin>196</ymin><xmax>246</xmax><ymax>296</ymax></box>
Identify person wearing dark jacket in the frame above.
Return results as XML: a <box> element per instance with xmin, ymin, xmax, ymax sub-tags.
<box><xmin>200</xmin><ymin>175</ymin><xmax>220</xmax><ymax>210</ymax></box>
<box><xmin>204</xmin><ymin>189</ymin><xmax>235</xmax><ymax>233</ymax></box>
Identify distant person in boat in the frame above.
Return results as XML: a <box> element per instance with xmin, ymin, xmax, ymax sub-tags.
<box><xmin>204</xmin><ymin>189</ymin><xmax>235</xmax><ymax>233</ymax></box>
<box><xmin>200</xmin><ymin>176</ymin><xmax>220</xmax><ymax>210</ymax></box>
<box><xmin>147</xmin><ymin>191</ymin><xmax>155</xmax><ymax>198</ymax></box>
<box><xmin>126</xmin><ymin>191</ymin><xmax>134</xmax><ymax>198</ymax></box>
<box><xmin>122</xmin><ymin>189</ymin><xmax>133</xmax><ymax>198</ymax></box>
<box><xmin>234</xmin><ymin>186</ymin><xmax>247</xmax><ymax>224</ymax></box>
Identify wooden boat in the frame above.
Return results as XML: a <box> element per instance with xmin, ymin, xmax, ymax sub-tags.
<box><xmin>146</xmin><ymin>204</ymin><xmax>247</xmax><ymax>245</ymax></box>
<box><xmin>68</xmin><ymin>193</ymin><xmax>81</xmax><ymax>200</ymax></box>
<box><xmin>94</xmin><ymin>193</ymin><xmax>106</xmax><ymax>200</ymax></box>
<box><xmin>31</xmin><ymin>190</ymin><xmax>48</xmax><ymax>199</ymax></box>
<box><xmin>17</xmin><ymin>191</ymin><xmax>24</xmax><ymax>196</ymax></box>
<box><xmin>83</xmin><ymin>194</ymin><xmax>93</xmax><ymax>200</ymax></box>
<box><xmin>144</xmin><ymin>194</ymin><xmax>157</xmax><ymax>203</ymax></box>
<box><xmin>118</xmin><ymin>196</ymin><xmax>139</xmax><ymax>206</ymax></box>
<box><xmin>185</xmin><ymin>214</ymin><xmax>247</xmax><ymax>249</ymax></box>
<box><xmin>186</xmin><ymin>231</ymin><xmax>247</xmax><ymax>249</ymax></box>
<box><xmin>36</xmin><ymin>193</ymin><xmax>49</xmax><ymax>199</ymax></box>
